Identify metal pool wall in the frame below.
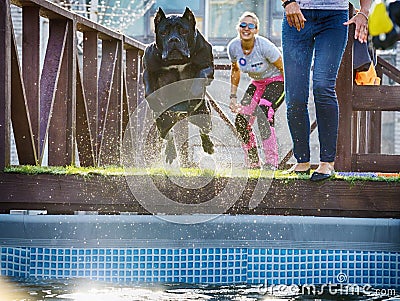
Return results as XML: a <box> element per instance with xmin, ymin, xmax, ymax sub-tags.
<box><xmin>0</xmin><ymin>214</ymin><xmax>399</xmax><ymax>288</ymax></box>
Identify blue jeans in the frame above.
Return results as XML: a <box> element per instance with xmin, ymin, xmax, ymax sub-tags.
<box><xmin>282</xmin><ymin>9</ymin><xmax>348</xmax><ymax>163</ymax></box>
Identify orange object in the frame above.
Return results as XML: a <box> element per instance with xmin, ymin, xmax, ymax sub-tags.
<box><xmin>355</xmin><ymin>62</ymin><xmax>381</xmax><ymax>85</ymax></box>
<box><xmin>377</xmin><ymin>173</ymin><xmax>400</xmax><ymax>178</ymax></box>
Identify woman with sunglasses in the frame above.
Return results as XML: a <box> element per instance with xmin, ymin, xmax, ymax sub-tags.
<box><xmin>227</xmin><ymin>12</ymin><xmax>284</xmax><ymax>169</ymax></box>
<box><xmin>282</xmin><ymin>0</ymin><xmax>371</xmax><ymax>181</ymax></box>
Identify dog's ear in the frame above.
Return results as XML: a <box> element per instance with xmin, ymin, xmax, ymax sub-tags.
<box><xmin>154</xmin><ymin>7</ymin><xmax>166</xmax><ymax>28</ymax></box>
<box><xmin>182</xmin><ymin>7</ymin><xmax>196</xmax><ymax>28</ymax></box>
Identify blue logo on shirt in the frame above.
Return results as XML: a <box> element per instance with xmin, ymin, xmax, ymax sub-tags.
<box><xmin>239</xmin><ymin>58</ymin><xmax>247</xmax><ymax>66</ymax></box>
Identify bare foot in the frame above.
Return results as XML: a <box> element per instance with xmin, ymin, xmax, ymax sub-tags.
<box><xmin>284</xmin><ymin>162</ymin><xmax>311</xmax><ymax>174</ymax></box>
<box><xmin>315</xmin><ymin>162</ymin><xmax>334</xmax><ymax>174</ymax></box>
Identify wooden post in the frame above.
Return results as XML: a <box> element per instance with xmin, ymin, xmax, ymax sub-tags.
<box><xmin>0</xmin><ymin>0</ymin><xmax>11</xmax><ymax>169</ymax></box>
<box><xmin>48</xmin><ymin>19</ymin><xmax>76</xmax><ymax>166</ymax></box>
<box><xmin>358</xmin><ymin>111</ymin><xmax>367</xmax><ymax>154</ymax></box>
<box><xmin>83</xmin><ymin>31</ymin><xmax>99</xmax><ymax>163</ymax></box>
<box><xmin>123</xmin><ymin>47</ymin><xmax>140</xmax><ymax>133</ymax></box>
<box><xmin>336</xmin><ymin>6</ymin><xmax>355</xmax><ymax>171</ymax></box>
<box><xmin>367</xmin><ymin>111</ymin><xmax>381</xmax><ymax>153</ymax></box>
<box><xmin>23</xmin><ymin>5</ymin><xmax>40</xmax><ymax>156</ymax></box>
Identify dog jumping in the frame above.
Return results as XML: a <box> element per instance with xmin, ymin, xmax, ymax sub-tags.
<box><xmin>142</xmin><ymin>7</ymin><xmax>215</xmax><ymax>164</ymax></box>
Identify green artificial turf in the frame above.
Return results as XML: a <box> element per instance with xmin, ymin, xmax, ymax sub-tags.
<box><xmin>3</xmin><ymin>165</ymin><xmax>399</xmax><ymax>182</ymax></box>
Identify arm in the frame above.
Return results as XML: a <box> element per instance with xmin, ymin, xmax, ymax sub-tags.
<box><xmin>230</xmin><ymin>61</ymin><xmax>240</xmax><ymax>95</ymax></box>
<box><xmin>230</xmin><ymin>61</ymin><xmax>241</xmax><ymax>113</ymax></box>
<box><xmin>343</xmin><ymin>0</ymin><xmax>372</xmax><ymax>43</ymax></box>
<box><xmin>272</xmin><ymin>56</ymin><xmax>284</xmax><ymax>76</ymax></box>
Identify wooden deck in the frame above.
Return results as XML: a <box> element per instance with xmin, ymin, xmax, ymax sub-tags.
<box><xmin>0</xmin><ymin>172</ymin><xmax>399</xmax><ymax>218</ymax></box>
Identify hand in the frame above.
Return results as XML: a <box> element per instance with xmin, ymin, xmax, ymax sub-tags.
<box><xmin>285</xmin><ymin>2</ymin><xmax>306</xmax><ymax>31</ymax></box>
<box><xmin>344</xmin><ymin>12</ymin><xmax>369</xmax><ymax>43</ymax></box>
<box><xmin>229</xmin><ymin>96</ymin><xmax>241</xmax><ymax>113</ymax></box>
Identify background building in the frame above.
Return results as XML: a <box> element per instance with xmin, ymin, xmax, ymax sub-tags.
<box><xmin>54</xmin><ymin>0</ymin><xmax>285</xmax><ymax>55</ymax></box>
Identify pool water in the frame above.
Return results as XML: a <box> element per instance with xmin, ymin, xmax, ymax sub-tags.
<box><xmin>2</xmin><ymin>278</ymin><xmax>399</xmax><ymax>301</ymax></box>
<box><xmin>1</xmin><ymin>215</ymin><xmax>399</xmax><ymax>300</ymax></box>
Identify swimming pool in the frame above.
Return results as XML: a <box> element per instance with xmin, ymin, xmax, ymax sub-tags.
<box><xmin>0</xmin><ymin>214</ymin><xmax>399</xmax><ymax>289</ymax></box>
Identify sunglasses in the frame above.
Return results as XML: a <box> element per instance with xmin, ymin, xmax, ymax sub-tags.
<box><xmin>239</xmin><ymin>22</ymin><xmax>257</xmax><ymax>29</ymax></box>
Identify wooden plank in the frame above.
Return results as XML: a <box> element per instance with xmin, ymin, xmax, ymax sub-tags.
<box><xmin>122</xmin><ymin>69</ymin><xmax>129</xmax><ymax>139</ymax></box>
<box><xmin>48</xmin><ymin>20</ymin><xmax>74</xmax><ymax>166</ymax></box>
<box><xmin>336</xmin><ymin>21</ymin><xmax>354</xmax><ymax>171</ymax></box>
<box><xmin>13</xmin><ymin>0</ymin><xmax>75</xmax><ymax>20</ymax></box>
<box><xmin>240</xmin><ymin>179</ymin><xmax>400</xmax><ymax>218</ymax></box>
<box><xmin>82</xmin><ymin>31</ymin><xmax>98</xmax><ymax>162</ymax></box>
<box><xmin>70</xmin><ymin>20</ymin><xmax>77</xmax><ymax>165</ymax></box>
<box><xmin>351</xmin><ymin>112</ymin><xmax>358</xmax><ymax>153</ymax></box>
<box><xmin>99</xmin><ymin>40</ymin><xmax>122</xmax><ymax>166</ymax></box>
<box><xmin>367</xmin><ymin>111</ymin><xmax>381</xmax><ymax>153</ymax></box>
<box><xmin>12</xmin><ymin>0</ymin><xmax>127</xmax><ymax>42</ymax></box>
<box><xmin>353</xmin><ymin>85</ymin><xmax>400</xmax><ymax>111</ymax></box>
<box><xmin>0</xmin><ymin>173</ymin><xmax>144</xmax><ymax>213</ymax></box>
<box><xmin>75</xmin><ymin>14</ymin><xmax>124</xmax><ymax>41</ymax></box>
<box><xmin>97</xmin><ymin>40</ymin><xmax>118</xmax><ymax>165</ymax></box>
<box><xmin>22</xmin><ymin>5</ymin><xmax>40</xmax><ymax>154</ymax></box>
<box><xmin>11</xmin><ymin>27</ymin><xmax>37</xmax><ymax>165</ymax></box>
<box><xmin>214</xmin><ymin>64</ymin><xmax>230</xmax><ymax>71</ymax></box>
<box><xmin>358</xmin><ymin>111</ymin><xmax>367</xmax><ymax>153</ymax></box>
<box><xmin>352</xmin><ymin>154</ymin><xmax>400</xmax><ymax>173</ymax></box>
<box><xmin>124</xmin><ymin>35</ymin><xmax>146</xmax><ymax>51</ymax></box>
<box><xmin>377</xmin><ymin>56</ymin><xmax>400</xmax><ymax>84</ymax></box>
<box><xmin>76</xmin><ymin>60</ymin><xmax>95</xmax><ymax>166</ymax></box>
<box><xmin>39</xmin><ymin>19</ymin><xmax>68</xmax><ymax>161</ymax></box>
<box><xmin>0</xmin><ymin>173</ymin><xmax>398</xmax><ymax>218</ymax></box>
<box><xmin>123</xmin><ymin>48</ymin><xmax>140</xmax><ymax>134</ymax></box>
<box><xmin>0</xmin><ymin>0</ymin><xmax>12</xmax><ymax>169</ymax></box>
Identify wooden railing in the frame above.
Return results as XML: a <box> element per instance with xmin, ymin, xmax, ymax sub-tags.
<box><xmin>336</xmin><ymin>8</ymin><xmax>400</xmax><ymax>172</ymax></box>
<box><xmin>1</xmin><ymin>0</ymin><xmax>146</xmax><ymax>169</ymax></box>
<box><xmin>1</xmin><ymin>0</ymin><xmax>400</xmax><ymax>172</ymax></box>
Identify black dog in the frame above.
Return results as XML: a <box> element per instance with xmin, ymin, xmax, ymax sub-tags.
<box><xmin>142</xmin><ymin>7</ymin><xmax>215</xmax><ymax>164</ymax></box>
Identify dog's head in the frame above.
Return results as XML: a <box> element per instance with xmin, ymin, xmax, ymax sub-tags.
<box><xmin>154</xmin><ymin>7</ymin><xmax>197</xmax><ymax>64</ymax></box>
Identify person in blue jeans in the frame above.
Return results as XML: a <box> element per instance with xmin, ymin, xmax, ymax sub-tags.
<box><xmin>281</xmin><ymin>0</ymin><xmax>371</xmax><ymax>181</ymax></box>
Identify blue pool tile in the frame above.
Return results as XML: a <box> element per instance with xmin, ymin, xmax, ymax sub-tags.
<box><xmin>0</xmin><ymin>246</ymin><xmax>398</xmax><ymax>287</ymax></box>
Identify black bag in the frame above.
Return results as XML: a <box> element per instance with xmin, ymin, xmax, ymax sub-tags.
<box><xmin>353</xmin><ymin>39</ymin><xmax>372</xmax><ymax>72</ymax></box>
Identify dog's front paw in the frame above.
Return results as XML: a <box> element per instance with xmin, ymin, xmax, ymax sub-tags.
<box><xmin>200</xmin><ymin>133</ymin><xmax>214</xmax><ymax>155</ymax></box>
<box><xmin>165</xmin><ymin>138</ymin><xmax>177</xmax><ymax>164</ymax></box>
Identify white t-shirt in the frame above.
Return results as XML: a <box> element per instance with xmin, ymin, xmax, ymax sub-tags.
<box><xmin>297</xmin><ymin>0</ymin><xmax>348</xmax><ymax>10</ymax></box>
<box><xmin>227</xmin><ymin>36</ymin><xmax>282</xmax><ymax>80</ymax></box>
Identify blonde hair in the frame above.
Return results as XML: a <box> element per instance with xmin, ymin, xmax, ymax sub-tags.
<box><xmin>236</xmin><ymin>11</ymin><xmax>259</xmax><ymax>31</ymax></box>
